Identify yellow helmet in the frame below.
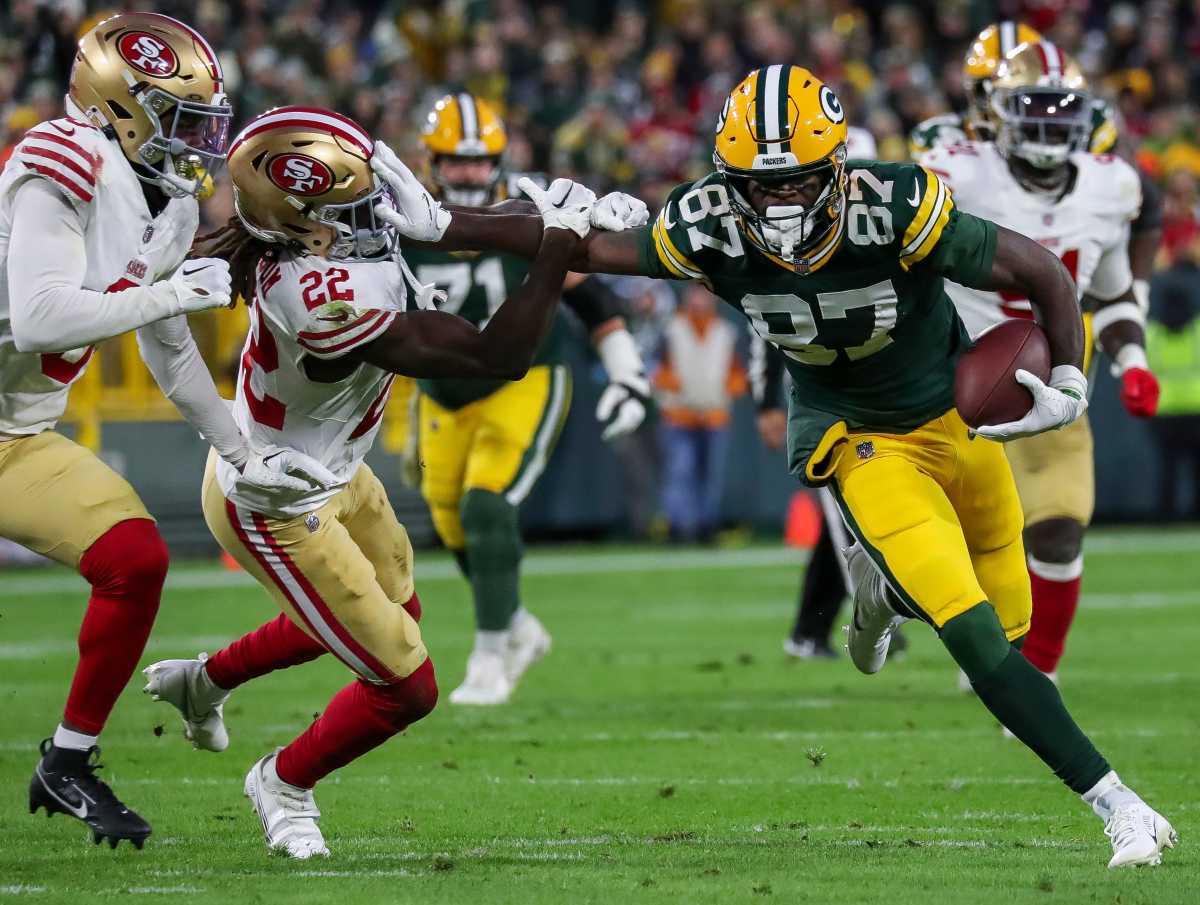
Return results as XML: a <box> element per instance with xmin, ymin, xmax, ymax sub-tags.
<box><xmin>228</xmin><ymin>107</ymin><xmax>394</xmax><ymax>260</ymax></box>
<box><xmin>69</xmin><ymin>12</ymin><xmax>232</xmax><ymax>198</ymax></box>
<box><xmin>990</xmin><ymin>41</ymin><xmax>1092</xmax><ymax>187</ymax></box>
<box><xmin>713</xmin><ymin>66</ymin><xmax>848</xmax><ymax>265</ymax></box>
<box><xmin>422</xmin><ymin>93</ymin><xmax>507</xmax><ymax>205</ymax></box>
<box><xmin>962</xmin><ymin>21</ymin><xmax>1042</xmax><ymax>140</ymax></box>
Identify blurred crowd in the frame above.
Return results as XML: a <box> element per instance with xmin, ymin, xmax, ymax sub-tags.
<box><xmin>4</xmin><ymin>0</ymin><xmax>1200</xmax><ymax>534</ymax></box>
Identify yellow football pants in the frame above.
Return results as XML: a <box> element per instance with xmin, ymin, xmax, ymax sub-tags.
<box><xmin>828</xmin><ymin>408</ymin><xmax>1031</xmax><ymax>640</ymax></box>
<box><xmin>0</xmin><ymin>431</ymin><xmax>152</xmax><ymax>567</ymax></box>
<box><xmin>419</xmin><ymin>364</ymin><xmax>572</xmax><ymax>549</ymax></box>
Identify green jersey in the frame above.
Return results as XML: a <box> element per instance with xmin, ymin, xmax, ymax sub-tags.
<box><xmin>403</xmin><ymin>248</ymin><xmax>566</xmax><ymax>409</ymax></box>
<box><xmin>636</xmin><ymin>162</ymin><xmax>997</xmax><ymax>483</ymax></box>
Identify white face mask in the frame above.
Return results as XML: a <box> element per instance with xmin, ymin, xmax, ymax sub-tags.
<box><xmin>759</xmin><ymin>205</ymin><xmax>814</xmax><ymax>263</ymax></box>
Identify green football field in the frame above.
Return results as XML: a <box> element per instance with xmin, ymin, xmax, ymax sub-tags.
<box><xmin>0</xmin><ymin>531</ymin><xmax>1196</xmax><ymax>904</ymax></box>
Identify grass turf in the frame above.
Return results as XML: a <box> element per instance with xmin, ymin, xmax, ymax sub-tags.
<box><xmin>0</xmin><ymin>532</ymin><xmax>1196</xmax><ymax>903</ymax></box>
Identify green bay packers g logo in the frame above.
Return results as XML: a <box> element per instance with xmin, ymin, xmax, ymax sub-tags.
<box><xmin>819</xmin><ymin>86</ymin><xmax>844</xmax><ymax>124</ymax></box>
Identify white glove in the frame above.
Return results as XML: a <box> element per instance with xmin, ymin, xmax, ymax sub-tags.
<box><xmin>592</xmin><ymin>192</ymin><xmax>649</xmax><ymax>232</ymax></box>
<box><xmin>518</xmin><ymin>176</ymin><xmax>595</xmax><ymax>238</ymax></box>
<box><xmin>595</xmin><ymin>328</ymin><xmax>650</xmax><ymax>441</ymax></box>
<box><xmin>241</xmin><ymin>446</ymin><xmax>341</xmax><ymax>494</ymax></box>
<box><xmin>370</xmin><ymin>140</ymin><xmax>452</xmax><ymax>242</ymax></box>
<box><xmin>163</xmin><ymin>257</ymin><xmax>232</xmax><ymax>313</ymax></box>
<box><xmin>131</xmin><ymin>197</ymin><xmax>200</xmax><ymax>283</ymax></box>
<box><xmin>973</xmin><ymin>365</ymin><xmax>1088</xmax><ymax>441</ymax></box>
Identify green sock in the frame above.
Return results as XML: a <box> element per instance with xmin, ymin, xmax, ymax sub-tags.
<box><xmin>940</xmin><ymin>603</ymin><xmax>1110</xmax><ymax>794</ymax></box>
<box><xmin>461</xmin><ymin>489</ymin><xmax>522</xmax><ymax>632</ymax></box>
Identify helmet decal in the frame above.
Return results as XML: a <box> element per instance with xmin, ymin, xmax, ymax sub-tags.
<box><xmin>267</xmin><ymin>153</ymin><xmax>334</xmax><ymax>196</ymax></box>
<box><xmin>819</xmin><ymin>87</ymin><xmax>844</xmax><ymax>124</ymax></box>
<box><xmin>116</xmin><ymin>31</ymin><xmax>180</xmax><ymax>78</ymax></box>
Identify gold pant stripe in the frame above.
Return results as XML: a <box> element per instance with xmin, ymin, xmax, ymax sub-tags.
<box><xmin>504</xmin><ymin>364</ymin><xmax>572</xmax><ymax>505</ymax></box>
<box><xmin>0</xmin><ymin>430</ymin><xmax>152</xmax><ymax>567</ymax></box>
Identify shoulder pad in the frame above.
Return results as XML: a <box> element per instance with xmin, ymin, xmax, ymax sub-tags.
<box><xmin>1072</xmin><ymin>152</ymin><xmax>1141</xmax><ymax>221</ymax></box>
<box><xmin>11</xmin><ymin>117</ymin><xmax>104</xmax><ymax>207</ymax></box>
<box><xmin>649</xmin><ymin>175</ymin><xmax>745</xmax><ymax>280</ymax></box>
<box><xmin>874</xmin><ymin>162</ymin><xmax>956</xmax><ymax>270</ymax></box>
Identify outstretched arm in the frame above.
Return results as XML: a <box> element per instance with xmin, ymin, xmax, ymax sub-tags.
<box><xmin>349</xmin><ymin>229</ymin><xmax>580</xmax><ymax>380</ymax></box>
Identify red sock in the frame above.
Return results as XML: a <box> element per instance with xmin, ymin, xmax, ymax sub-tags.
<box><xmin>1022</xmin><ymin>556</ymin><xmax>1083</xmax><ymax>675</ymax></box>
<box><xmin>205</xmin><ymin>613</ymin><xmax>326</xmax><ymax>690</ymax></box>
<box><xmin>275</xmin><ymin>658</ymin><xmax>438</xmax><ymax>789</ymax></box>
<box><xmin>402</xmin><ymin>592</ymin><xmax>422</xmax><ymax>623</ymax></box>
<box><xmin>65</xmin><ymin>519</ymin><xmax>169</xmax><ymax>735</ymax></box>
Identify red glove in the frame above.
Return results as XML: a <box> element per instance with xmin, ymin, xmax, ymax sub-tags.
<box><xmin>1120</xmin><ymin>367</ymin><xmax>1160</xmax><ymax>418</ymax></box>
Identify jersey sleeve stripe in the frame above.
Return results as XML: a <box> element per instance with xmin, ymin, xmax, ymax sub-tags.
<box><xmin>900</xmin><ymin>182</ymin><xmax>954</xmax><ymax>269</ymax></box>
<box><xmin>21</xmin><ymin>161</ymin><xmax>93</xmax><ymax>203</ymax></box>
<box><xmin>297</xmin><ymin>310</ymin><xmax>379</xmax><ymax>341</ymax></box>
<box><xmin>298</xmin><ymin>310</ymin><xmax>394</xmax><ymax>356</ymax></box>
<box><xmin>652</xmin><ymin>216</ymin><xmax>703</xmax><ymax>279</ymax></box>
<box><xmin>23</xmin><ymin>132</ymin><xmax>99</xmax><ymax>173</ymax></box>
<box><xmin>900</xmin><ymin>168</ymin><xmax>943</xmax><ymax>253</ymax></box>
<box><xmin>20</xmin><ymin>145</ymin><xmax>97</xmax><ymax>188</ymax></box>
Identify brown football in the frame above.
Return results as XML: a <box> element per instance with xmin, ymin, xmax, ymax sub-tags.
<box><xmin>955</xmin><ymin>319</ymin><xmax>1052</xmax><ymax>429</ymax></box>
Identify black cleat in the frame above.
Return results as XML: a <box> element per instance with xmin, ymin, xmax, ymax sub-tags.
<box><xmin>29</xmin><ymin>739</ymin><xmax>150</xmax><ymax>850</ymax></box>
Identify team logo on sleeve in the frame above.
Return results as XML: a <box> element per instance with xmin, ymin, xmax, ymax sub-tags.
<box><xmin>819</xmin><ymin>86</ymin><xmax>845</xmax><ymax>124</ymax></box>
<box><xmin>117</xmin><ymin>32</ymin><xmax>180</xmax><ymax>77</ymax></box>
<box><xmin>267</xmin><ymin>154</ymin><xmax>334</xmax><ymax>196</ymax></box>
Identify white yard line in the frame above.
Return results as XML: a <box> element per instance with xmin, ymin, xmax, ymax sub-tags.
<box><xmin>3</xmin><ymin>529</ymin><xmax>1198</xmax><ymax>599</ymax></box>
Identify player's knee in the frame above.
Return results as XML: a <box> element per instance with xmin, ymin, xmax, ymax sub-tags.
<box><xmin>375</xmin><ymin>658</ymin><xmax>438</xmax><ymax>730</ymax></box>
<box><xmin>939</xmin><ymin>603</ymin><xmax>1012</xmax><ymax>682</ymax></box>
<box><xmin>461</xmin><ymin>489</ymin><xmax>521</xmax><ymax>565</ymax></box>
<box><xmin>80</xmin><ymin>518</ymin><xmax>170</xmax><ymax>599</ymax></box>
<box><xmin>1024</xmin><ymin>517</ymin><xmax>1084</xmax><ymax>564</ymax></box>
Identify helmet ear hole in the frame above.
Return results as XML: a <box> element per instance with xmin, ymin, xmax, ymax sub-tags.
<box><xmin>107</xmin><ymin>99</ymin><xmax>134</xmax><ymax>120</ymax></box>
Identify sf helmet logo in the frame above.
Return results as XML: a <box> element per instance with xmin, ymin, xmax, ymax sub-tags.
<box><xmin>267</xmin><ymin>153</ymin><xmax>334</xmax><ymax>196</ymax></box>
<box><xmin>117</xmin><ymin>32</ymin><xmax>180</xmax><ymax>78</ymax></box>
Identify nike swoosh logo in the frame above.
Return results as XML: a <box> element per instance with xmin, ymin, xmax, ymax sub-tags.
<box><xmin>181</xmin><ymin>264</ymin><xmax>212</xmax><ymax>277</ymax></box>
<box><xmin>661</xmin><ymin>205</ymin><xmax>677</xmax><ymax>229</ymax></box>
<box><xmin>36</xmin><ymin>767</ymin><xmax>89</xmax><ymax>818</ymax></box>
<box><xmin>908</xmin><ymin>184</ymin><xmax>920</xmax><ymax>206</ymax></box>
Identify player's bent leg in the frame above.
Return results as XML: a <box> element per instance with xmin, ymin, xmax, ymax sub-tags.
<box><xmin>246</xmin><ymin>659</ymin><xmax>438</xmax><ymax>860</ymax></box>
<box><xmin>0</xmin><ymin>433</ymin><xmax>167</xmax><ymax>849</ymax></box>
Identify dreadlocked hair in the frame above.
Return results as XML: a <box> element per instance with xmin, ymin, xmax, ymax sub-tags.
<box><xmin>192</xmin><ymin>217</ymin><xmax>280</xmax><ymax>307</ymax></box>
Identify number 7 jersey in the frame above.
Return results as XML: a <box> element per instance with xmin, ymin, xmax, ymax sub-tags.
<box><xmin>217</xmin><ymin>253</ymin><xmax>413</xmax><ymax>517</ymax></box>
<box><xmin>636</xmin><ymin>162</ymin><xmax>999</xmax><ymax>480</ymax></box>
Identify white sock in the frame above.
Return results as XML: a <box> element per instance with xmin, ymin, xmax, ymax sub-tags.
<box><xmin>52</xmin><ymin>724</ymin><xmax>98</xmax><ymax>752</ymax></box>
<box><xmin>1082</xmin><ymin>770</ymin><xmax>1139</xmax><ymax>820</ymax></box>
<box><xmin>474</xmin><ymin>630</ymin><xmax>509</xmax><ymax>656</ymax></box>
<box><xmin>197</xmin><ymin>652</ymin><xmax>228</xmax><ymax>694</ymax></box>
<box><xmin>509</xmin><ymin>607</ymin><xmax>533</xmax><ymax>633</ymax></box>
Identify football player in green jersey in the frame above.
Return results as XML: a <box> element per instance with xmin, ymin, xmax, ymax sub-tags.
<box><xmin>405</xmin><ymin>94</ymin><xmax>651</xmax><ymax>706</ymax></box>
<box><xmin>391</xmin><ymin>64</ymin><xmax>1177</xmax><ymax>867</ymax></box>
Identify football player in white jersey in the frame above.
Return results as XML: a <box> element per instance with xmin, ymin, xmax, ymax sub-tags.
<box><xmin>919</xmin><ymin>41</ymin><xmax>1160</xmax><ymax>684</ymax></box>
<box><xmin>1</xmin><ymin>13</ymin><xmax>329</xmax><ymax>850</ymax></box>
<box><xmin>142</xmin><ymin>107</ymin><xmax>628</xmax><ymax>859</ymax></box>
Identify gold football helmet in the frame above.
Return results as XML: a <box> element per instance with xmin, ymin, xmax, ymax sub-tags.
<box><xmin>421</xmin><ymin>93</ymin><xmax>507</xmax><ymax>205</ymax></box>
<box><xmin>69</xmin><ymin>12</ymin><xmax>232</xmax><ymax>197</ymax></box>
<box><xmin>228</xmin><ymin>107</ymin><xmax>394</xmax><ymax>260</ymax></box>
<box><xmin>963</xmin><ymin>21</ymin><xmax>1043</xmax><ymax>140</ymax></box>
<box><xmin>990</xmin><ymin>41</ymin><xmax>1091</xmax><ymax>188</ymax></box>
<box><xmin>713</xmin><ymin>66</ymin><xmax>848</xmax><ymax>267</ymax></box>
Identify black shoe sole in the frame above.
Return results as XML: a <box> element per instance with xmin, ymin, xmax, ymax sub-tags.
<box><xmin>29</xmin><ymin>775</ymin><xmax>150</xmax><ymax>850</ymax></box>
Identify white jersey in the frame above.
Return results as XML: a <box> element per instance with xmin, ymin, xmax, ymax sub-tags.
<box><xmin>0</xmin><ymin>115</ymin><xmax>154</xmax><ymax>435</ymax></box>
<box><xmin>217</xmin><ymin>252</ymin><xmax>417</xmax><ymax>517</ymax></box>
<box><xmin>920</xmin><ymin>141</ymin><xmax>1140</xmax><ymax>337</ymax></box>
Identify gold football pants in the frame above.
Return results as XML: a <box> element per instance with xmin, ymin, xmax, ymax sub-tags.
<box><xmin>825</xmin><ymin>408</ymin><xmax>1031</xmax><ymax>640</ymax></box>
<box><xmin>202</xmin><ymin>452</ymin><xmax>426</xmax><ymax>683</ymax></box>
<box><xmin>419</xmin><ymin>364</ymin><xmax>571</xmax><ymax>549</ymax></box>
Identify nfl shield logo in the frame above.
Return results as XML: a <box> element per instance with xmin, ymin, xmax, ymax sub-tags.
<box><xmin>1042</xmin><ymin>214</ymin><xmax>1054</xmax><ymax>226</ymax></box>
<box><xmin>142</xmin><ymin>225</ymin><xmax>154</xmax><ymax>244</ymax></box>
<box><xmin>305</xmin><ymin>513</ymin><xmax>320</xmax><ymax>533</ymax></box>
<box><xmin>856</xmin><ymin>441</ymin><xmax>875</xmax><ymax>460</ymax></box>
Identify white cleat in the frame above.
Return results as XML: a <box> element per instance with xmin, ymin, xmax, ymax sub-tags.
<box><xmin>448</xmin><ymin>650</ymin><xmax>513</xmax><ymax>706</ymax></box>
<box><xmin>505</xmin><ymin>610</ymin><xmax>552</xmax><ymax>685</ymax></box>
<box><xmin>1104</xmin><ymin>802</ymin><xmax>1178</xmax><ymax>868</ymax></box>
<box><xmin>143</xmin><ymin>654</ymin><xmax>230</xmax><ymax>752</ymax></box>
<box><xmin>244</xmin><ymin>751</ymin><xmax>330</xmax><ymax>860</ymax></box>
<box><xmin>843</xmin><ymin>542</ymin><xmax>906</xmax><ymax>675</ymax></box>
